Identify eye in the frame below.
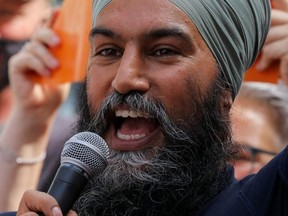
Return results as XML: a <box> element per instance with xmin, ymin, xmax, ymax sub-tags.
<box><xmin>237</xmin><ymin>149</ymin><xmax>251</xmax><ymax>161</ymax></box>
<box><xmin>152</xmin><ymin>48</ymin><xmax>179</xmax><ymax>57</ymax></box>
<box><xmin>95</xmin><ymin>48</ymin><xmax>122</xmax><ymax>57</ymax></box>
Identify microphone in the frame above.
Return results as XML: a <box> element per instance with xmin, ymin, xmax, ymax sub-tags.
<box><xmin>46</xmin><ymin>131</ymin><xmax>109</xmax><ymax>215</ymax></box>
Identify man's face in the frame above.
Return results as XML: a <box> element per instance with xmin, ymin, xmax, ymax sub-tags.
<box><xmin>74</xmin><ymin>1</ymin><xmax>236</xmax><ymax>214</ymax></box>
<box><xmin>86</xmin><ymin>0</ymin><xmax>218</xmax><ymax>152</ymax></box>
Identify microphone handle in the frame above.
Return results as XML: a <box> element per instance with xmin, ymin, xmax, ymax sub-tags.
<box><xmin>47</xmin><ymin>163</ymin><xmax>89</xmax><ymax>215</ymax></box>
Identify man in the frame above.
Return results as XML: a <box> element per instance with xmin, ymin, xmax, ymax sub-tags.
<box><xmin>3</xmin><ymin>0</ymin><xmax>277</xmax><ymax>215</ymax></box>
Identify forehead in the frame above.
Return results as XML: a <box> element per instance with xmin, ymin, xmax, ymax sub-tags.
<box><xmin>93</xmin><ymin>0</ymin><xmax>201</xmax><ymax>41</ymax></box>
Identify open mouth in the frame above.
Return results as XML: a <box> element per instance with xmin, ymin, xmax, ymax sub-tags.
<box><xmin>109</xmin><ymin>108</ymin><xmax>160</xmax><ymax>150</ymax></box>
<box><xmin>115</xmin><ymin>109</ymin><xmax>159</xmax><ymax>140</ymax></box>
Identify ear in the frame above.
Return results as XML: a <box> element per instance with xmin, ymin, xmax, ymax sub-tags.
<box><xmin>221</xmin><ymin>89</ymin><xmax>233</xmax><ymax>113</ymax></box>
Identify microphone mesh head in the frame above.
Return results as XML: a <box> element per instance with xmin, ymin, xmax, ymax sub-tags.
<box><xmin>61</xmin><ymin>132</ymin><xmax>109</xmax><ymax>178</ymax></box>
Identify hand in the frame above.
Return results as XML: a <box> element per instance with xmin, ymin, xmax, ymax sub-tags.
<box><xmin>272</xmin><ymin>0</ymin><xmax>288</xmax><ymax>11</ymax></box>
<box><xmin>8</xmin><ymin>27</ymin><xmax>70</xmax><ymax>119</ymax></box>
<box><xmin>0</xmin><ymin>27</ymin><xmax>71</xmax><ymax>213</ymax></box>
<box><xmin>255</xmin><ymin>9</ymin><xmax>288</xmax><ymax>83</ymax></box>
<box><xmin>17</xmin><ymin>190</ymin><xmax>77</xmax><ymax>216</ymax></box>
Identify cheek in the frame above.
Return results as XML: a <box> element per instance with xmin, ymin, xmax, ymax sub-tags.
<box><xmin>153</xmin><ymin>62</ymin><xmax>216</xmax><ymax>117</ymax></box>
<box><xmin>151</xmin><ymin>69</ymin><xmax>195</xmax><ymax>118</ymax></box>
<box><xmin>86</xmin><ymin>65</ymin><xmax>115</xmax><ymax>111</ymax></box>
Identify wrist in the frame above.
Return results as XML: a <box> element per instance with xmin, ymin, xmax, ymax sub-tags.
<box><xmin>0</xmin><ymin>145</ymin><xmax>46</xmax><ymax>165</ymax></box>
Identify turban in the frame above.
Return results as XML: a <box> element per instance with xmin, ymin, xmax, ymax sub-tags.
<box><xmin>92</xmin><ymin>0</ymin><xmax>271</xmax><ymax>99</ymax></box>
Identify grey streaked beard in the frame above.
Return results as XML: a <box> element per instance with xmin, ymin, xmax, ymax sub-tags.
<box><xmin>73</xmin><ymin>76</ymin><xmax>236</xmax><ymax>215</ymax></box>
<box><xmin>96</xmin><ymin>146</ymin><xmax>193</xmax><ymax>190</ymax></box>
<box><xmin>77</xmin><ymin>91</ymin><xmax>197</xmax><ymax>187</ymax></box>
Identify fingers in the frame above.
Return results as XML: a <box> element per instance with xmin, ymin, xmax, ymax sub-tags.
<box><xmin>256</xmin><ymin>39</ymin><xmax>288</xmax><ymax>83</ymax></box>
<box><xmin>271</xmin><ymin>10</ymin><xmax>288</xmax><ymax>26</ymax></box>
<box><xmin>265</xmin><ymin>22</ymin><xmax>288</xmax><ymax>44</ymax></box>
<box><xmin>67</xmin><ymin>210</ymin><xmax>78</xmax><ymax>216</ymax></box>
<box><xmin>17</xmin><ymin>190</ymin><xmax>62</xmax><ymax>216</ymax></box>
<box><xmin>6</xmin><ymin>26</ymin><xmax>70</xmax><ymax>119</ymax></box>
<box><xmin>9</xmin><ymin>50</ymin><xmax>50</xmax><ymax>79</ymax></box>
<box><xmin>22</xmin><ymin>41</ymin><xmax>59</xmax><ymax>74</ymax></box>
<box><xmin>255</xmin><ymin>9</ymin><xmax>288</xmax><ymax>83</ymax></box>
<box><xmin>272</xmin><ymin>0</ymin><xmax>288</xmax><ymax>12</ymax></box>
<box><xmin>8</xmin><ymin>27</ymin><xmax>60</xmax><ymax>79</ymax></box>
<box><xmin>26</xmin><ymin>27</ymin><xmax>60</xmax><ymax>73</ymax></box>
<box><xmin>257</xmin><ymin>37</ymin><xmax>288</xmax><ymax>67</ymax></box>
<box><xmin>30</xmin><ymin>27</ymin><xmax>60</xmax><ymax>48</ymax></box>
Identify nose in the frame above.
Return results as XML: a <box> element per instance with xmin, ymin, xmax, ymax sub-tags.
<box><xmin>234</xmin><ymin>161</ymin><xmax>254</xmax><ymax>180</ymax></box>
<box><xmin>112</xmin><ymin>46</ymin><xmax>150</xmax><ymax>94</ymax></box>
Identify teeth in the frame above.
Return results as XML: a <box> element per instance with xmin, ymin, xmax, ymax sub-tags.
<box><xmin>117</xmin><ymin>131</ymin><xmax>147</xmax><ymax>140</ymax></box>
<box><xmin>129</xmin><ymin>110</ymin><xmax>138</xmax><ymax>118</ymax></box>
<box><xmin>115</xmin><ymin>110</ymin><xmax>150</xmax><ymax>118</ymax></box>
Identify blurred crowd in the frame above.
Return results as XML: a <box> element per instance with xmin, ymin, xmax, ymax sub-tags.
<box><xmin>0</xmin><ymin>0</ymin><xmax>287</xmax><ymax>213</ymax></box>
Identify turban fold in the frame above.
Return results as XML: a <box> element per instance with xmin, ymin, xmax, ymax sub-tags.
<box><xmin>92</xmin><ymin>0</ymin><xmax>271</xmax><ymax>98</ymax></box>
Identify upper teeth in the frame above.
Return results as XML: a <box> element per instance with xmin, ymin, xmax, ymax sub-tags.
<box><xmin>115</xmin><ymin>110</ymin><xmax>149</xmax><ymax>118</ymax></box>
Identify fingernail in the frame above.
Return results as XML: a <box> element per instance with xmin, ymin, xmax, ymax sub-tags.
<box><xmin>52</xmin><ymin>206</ymin><xmax>63</xmax><ymax>216</ymax></box>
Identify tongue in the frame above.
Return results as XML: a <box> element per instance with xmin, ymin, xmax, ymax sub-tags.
<box><xmin>119</xmin><ymin>118</ymin><xmax>157</xmax><ymax>135</ymax></box>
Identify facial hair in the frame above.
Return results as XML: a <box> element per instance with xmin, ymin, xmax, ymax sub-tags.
<box><xmin>73</xmin><ymin>75</ymin><xmax>237</xmax><ymax>216</ymax></box>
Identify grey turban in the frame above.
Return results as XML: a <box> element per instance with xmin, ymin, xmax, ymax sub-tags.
<box><xmin>92</xmin><ymin>0</ymin><xmax>271</xmax><ymax>99</ymax></box>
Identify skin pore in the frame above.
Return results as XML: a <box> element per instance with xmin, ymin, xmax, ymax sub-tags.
<box><xmin>72</xmin><ymin>0</ymin><xmax>238</xmax><ymax>215</ymax></box>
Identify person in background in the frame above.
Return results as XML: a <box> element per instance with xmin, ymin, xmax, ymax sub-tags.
<box><xmin>0</xmin><ymin>0</ymin><xmax>76</xmax><ymax>211</ymax></box>
<box><xmin>4</xmin><ymin>0</ymin><xmax>278</xmax><ymax>215</ymax></box>
<box><xmin>231</xmin><ymin>81</ymin><xmax>288</xmax><ymax>180</ymax></box>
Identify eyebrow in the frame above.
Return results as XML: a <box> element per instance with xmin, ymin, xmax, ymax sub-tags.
<box><xmin>89</xmin><ymin>27</ymin><xmax>195</xmax><ymax>45</ymax></box>
<box><xmin>144</xmin><ymin>28</ymin><xmax>194</xmax><ymax>44</ymax></box>
<box><xmin>89</xmin><ymin>27</ymin><xmax>121</xmax><ymax>42</ymax></box>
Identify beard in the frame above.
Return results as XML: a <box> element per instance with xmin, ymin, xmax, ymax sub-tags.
<box><xmin>73</xmin><ymin>75</ymin><xmax>238</xmax><ymax>215</ymax></box>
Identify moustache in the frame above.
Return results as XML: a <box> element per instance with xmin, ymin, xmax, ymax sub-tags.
<box><xmin>83</xmin><ymin>91</ymin><xmax>191</xmax><ymax>143</ymax></box>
